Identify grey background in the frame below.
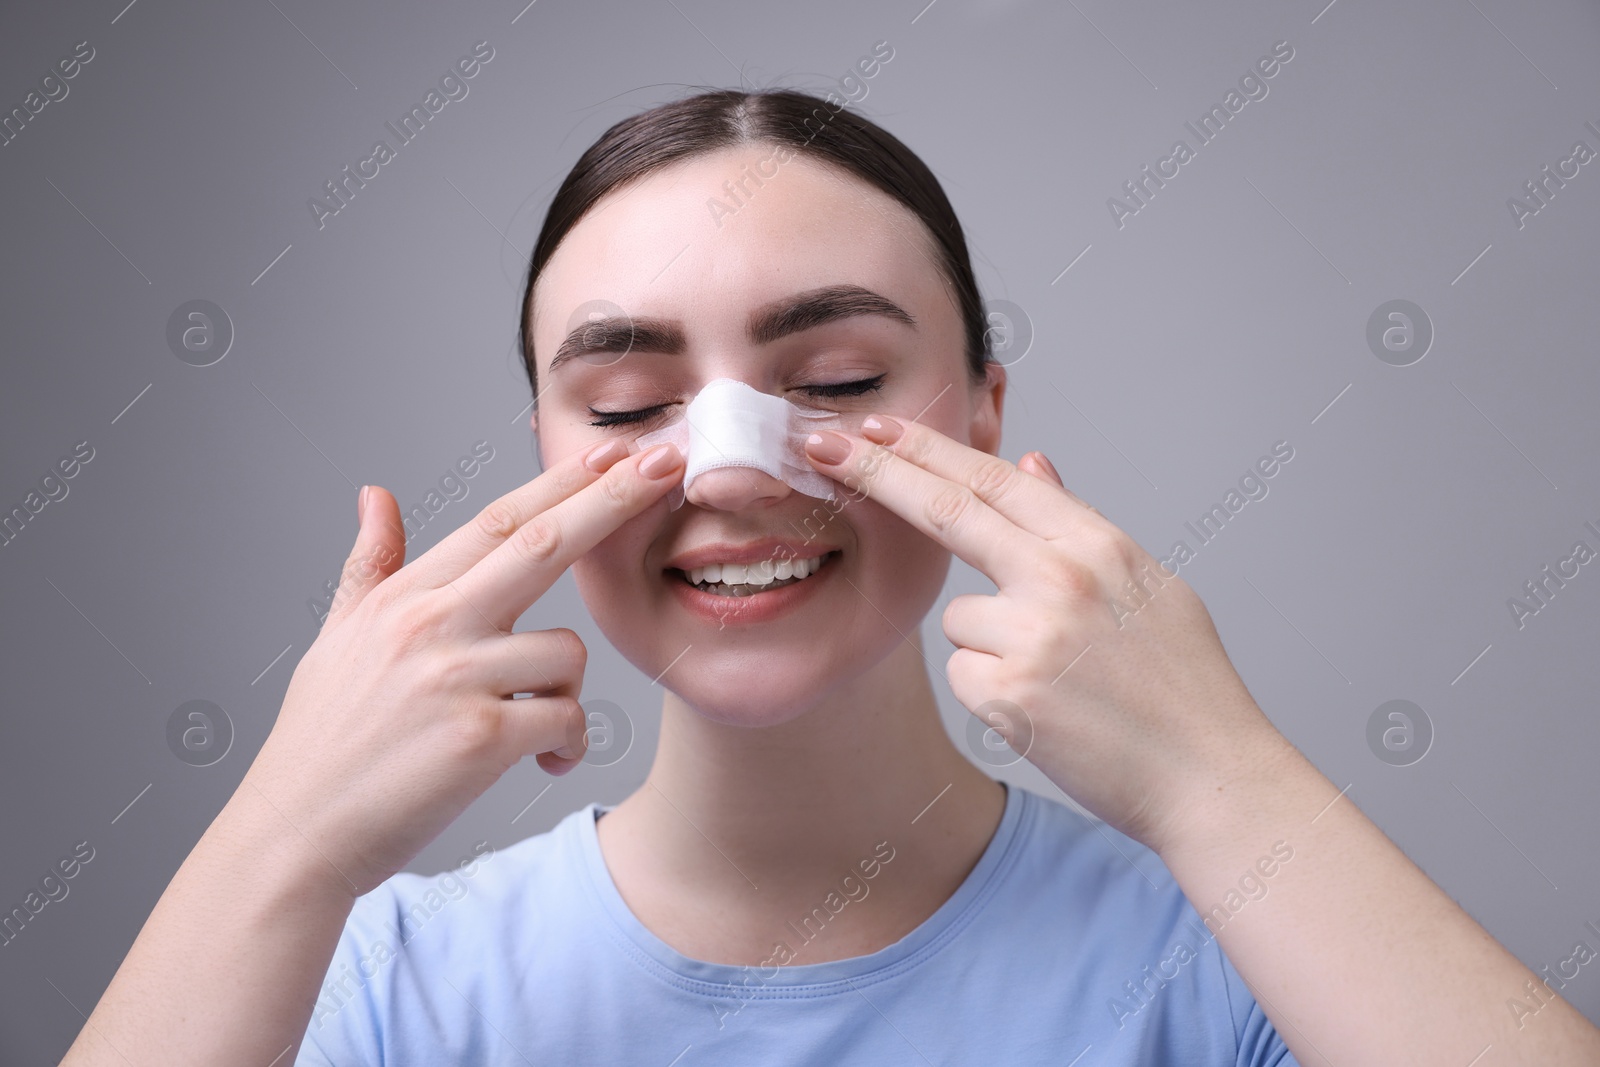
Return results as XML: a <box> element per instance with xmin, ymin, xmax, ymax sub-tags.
<box><xmin>3</xmin><ymin>0</ymin><xmax>1598</xmax><ymax>1059</ymax></box>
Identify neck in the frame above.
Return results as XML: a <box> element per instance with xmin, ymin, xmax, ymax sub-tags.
<box><xmin>597</xmin><ymin>631</ymin><xmax>1006</xmax><ymax>963</ymax></box>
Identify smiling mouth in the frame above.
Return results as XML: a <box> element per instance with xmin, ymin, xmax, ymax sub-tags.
<box><xmin>675</xmin><ymin>551</ymin><xmax>838</xmax><ymax>597</ymax></box>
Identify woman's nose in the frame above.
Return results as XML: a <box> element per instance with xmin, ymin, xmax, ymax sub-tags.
<box><xmin>683</xmin><ymin>466</ymin><xmax>791</xmax><ymax>510</ymax></box>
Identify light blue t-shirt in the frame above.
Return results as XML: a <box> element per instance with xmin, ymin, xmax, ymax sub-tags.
<box><xmin>296</xmin><ymin>781</ymin><xmax>1300</xmax><ymax>1065</ymax></box>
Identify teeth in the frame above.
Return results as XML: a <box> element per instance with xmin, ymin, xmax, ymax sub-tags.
<box><xmin>681</xmin><ymin>553</ymin><xmax>830</xmax><ymax>593</ymax></box>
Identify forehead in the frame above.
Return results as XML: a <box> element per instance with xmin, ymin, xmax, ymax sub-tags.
<box><xmin>532</xmin><ymin>145</ymin><xmax>946</xmax><ymax>363</ymax></box>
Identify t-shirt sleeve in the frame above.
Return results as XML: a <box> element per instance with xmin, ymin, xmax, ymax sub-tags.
<box><xmin>292</xmin><ymin>1031</ymin><xmax>340</xmax><ymax>1067</ymax></box>
<box><xmin>1216</xmin><ymin>944</ymin><xmax>1303</xmax><ymax>1067</ymax></box>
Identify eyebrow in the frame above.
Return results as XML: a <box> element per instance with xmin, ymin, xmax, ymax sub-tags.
<box><xmin>547</xmin><ymin>283</ymin><xmax>917</xmax><ymax>372</ymax></box>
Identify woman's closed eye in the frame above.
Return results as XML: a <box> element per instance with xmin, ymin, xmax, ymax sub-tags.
<box><xmin>801</xmin><ymin>373</ymin><xmax>885</xmax><ymax>400</ymax></box>
<box><xmin>587</xmin><ymin>404</ymin><xmax>673</xmax><ymax>429</ymax></box>
<box><xmin>586</xmin><ymin>375</ymin><xmax>886</xmax><ymax>428</ymax></box>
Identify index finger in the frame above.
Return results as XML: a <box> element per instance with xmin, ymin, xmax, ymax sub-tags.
<box><xmin>406</xmin><ymin>437</ymin><xmax>639</xmax><ymax>591</ymax></box>
<box><xmin>446</xmin><ymin>442</ymin><xmax>683</xmax><ymax>630</ymax></box>
<box><xmin>802</xmin><ymin>425</ymin><xmax>1043</xmax><ymax>588</ymax></box>
<box><xmin>859</xmin><ymin>415</ymin><xmax>1094</xmax><ymax>542</ymax></box>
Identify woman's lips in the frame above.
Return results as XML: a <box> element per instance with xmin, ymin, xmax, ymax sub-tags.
<box><xmin>666</xmin><ymin>551</ymin><xmax>839</xmax><ymax>625</ymax></box>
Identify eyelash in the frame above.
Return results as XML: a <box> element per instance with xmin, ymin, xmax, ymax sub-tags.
<box><xmin>586</xmin><ymin>375</ymin><xmax>886</xmax><ymax>428</ymax></box>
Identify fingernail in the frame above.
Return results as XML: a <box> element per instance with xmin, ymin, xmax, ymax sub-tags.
<box><xmin>357</xmin><ymin>485</ymin><xmax>369</xmax><ymax>525</ymax></box>
<box><xmin>639</xmin><ymin>443</ymin><xmax>683</xmax><ymax>480</ymax></box>
<box><xmin>1031</xmin><ymin>452</ymin><xmax>1063</xmax><ymax>485</ymax></box>
<box><xmin>553</xmin><ymin>743</ymin><xmax>580</xmax><ymax>760</ymax></box>
<box><xmin>583</xmin><ymin>438</ymin><xmax>628</xmax><ymax>471</ymax></box>
<box><xmin>860</xmin><ymin>415</ymin><xmax>903</xmax><ymax>445</ymax></box>
<box><xmin>805</xmin><ymin>431</ymin><xmax>851</xmax><ymax>465</ymax></box>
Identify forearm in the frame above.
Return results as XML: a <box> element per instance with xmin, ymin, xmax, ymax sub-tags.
<box><xmin>1157</xmin><ymin>722</ymin><xmax>1600</xmax><ymax>1066</ymax></box>
<box><xmin>61</xmin><ymin>775</ymin><xmax>357</xmax><ymax>1066</ymax></box>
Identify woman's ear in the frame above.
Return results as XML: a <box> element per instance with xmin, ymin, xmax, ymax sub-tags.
<box><xmin>970</xmin><ymin>361</ymin><xmax>1005</xmax><ymax>457</ymax></box>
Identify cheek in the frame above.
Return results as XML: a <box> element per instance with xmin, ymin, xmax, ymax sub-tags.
<box><xmin>573</xmin><ymin>508</ymin><xmax>658</xmax><ymax>585</ymax></box>
<box><xmin>570</xmin><ymin>504</ymin><xmax>669</xmax><ymax>624</ymax></box>
<box><xmin>572</xmin><ymin>552</ymin><xmax>643</xmax><ymax>663</ymax></box>
<box><xmin>855</xmin><ymin>502</ymin><xmax>951</xmax><ymax>619</ymax></box>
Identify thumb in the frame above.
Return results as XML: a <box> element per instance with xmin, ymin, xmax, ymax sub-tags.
<box><xmin>1020</xmin><ymin>451</ymin><xmax>1091</xmax><ymax>507</ymax></box>
<box><xmin>323</xmin><ymin>484</ymin><xmax>407</xmax><ymax>629</ymax></box>
<box><xmin>1020</xmin><ymin>451</ymin><xmax>1064</xmax><ymax>487</ymax></box>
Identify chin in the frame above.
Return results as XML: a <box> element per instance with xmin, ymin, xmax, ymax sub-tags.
<box><xmin>664</xmin><ymin>658</ymin><xmax>853</xmax><ymax>727</ymax></box>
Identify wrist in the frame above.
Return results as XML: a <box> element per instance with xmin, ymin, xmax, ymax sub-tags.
<box><xmin>1149</xmin><ymin>716</ymin><xmax>1315</xmax><ymax>863</ymax></box>
<box><xmin>203</xmin><ymin>770</ymin><xmax>365</xmax><ymax>909</ymax></box>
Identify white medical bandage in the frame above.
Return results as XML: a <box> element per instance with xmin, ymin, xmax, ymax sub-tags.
<box><xmin>633</xmin><ymin>378</ymin><xmax>850</xmax><ymax>509</ymax></box>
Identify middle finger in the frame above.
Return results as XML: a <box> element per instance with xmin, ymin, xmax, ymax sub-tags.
<box><xmin>862</xmin><ymin>416</ymin><xmax>1094</xmax><ymax>541</ymax></box>
<box><xmin>804</xmin><ymin>429</ymin><xmax>1042</xmax><ymax>589</ymax></box>
<box><xmin>447</xmin><ymin>443</ymin><xmax>683</xmax><ymax>630</ymax></box>
<box><xmin>407</xmin><ymin>437</ymin><xmax>634</xmax><ymax>591</ymax></box>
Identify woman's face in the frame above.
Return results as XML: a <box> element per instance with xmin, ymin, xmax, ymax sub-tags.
<box><xmin>530</xmin><ymin>144</ymin><xmax>1002</xmax><ymax>725</ymax></box>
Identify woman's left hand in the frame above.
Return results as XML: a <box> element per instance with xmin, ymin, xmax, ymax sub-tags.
<box><xmin>808</xmin><ymin>418</ymin><xmax>1600</xmax><ymax>1067</ymax></box>
<box><xmin>803</xmin><ymin>415</ymin><xmax>1294</xmax><ymax>855</ymax></box>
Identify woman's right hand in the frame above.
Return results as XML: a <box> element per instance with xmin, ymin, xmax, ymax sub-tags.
<box><xmin>241</xmin><ymin>437</ymin><xmax>684</xmax><ymax>898</ymax></box>
<box><xmin>59</xmin><ymin>437</ymin><xmax>685</xmax><ymax>1067</ymax></box>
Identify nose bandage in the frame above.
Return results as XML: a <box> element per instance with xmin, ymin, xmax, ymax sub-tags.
<box><xmin>633</xmin><ymin>378</ymin><xmax>850</xmax><ymax>509</ymax></box>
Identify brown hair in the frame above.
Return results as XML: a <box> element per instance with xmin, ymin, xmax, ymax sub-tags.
<box><xmin>518</xmin><ymin>88</ymin><xmax>994</xmax><ymax>401</ymax></box>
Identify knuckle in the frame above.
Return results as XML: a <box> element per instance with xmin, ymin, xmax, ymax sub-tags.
<box><xmin>512</xmin><ymin>516</ymin><xmax>563</xmax><ymax>567</ymax></box>
<box><xmin>434</xmin><ymin>644</ymin><xmax>478</xmax><ymax>689</ymax></box>
<box><xmin>1022</xmin><ymin>624</ymin><xmax>1066</xmax><ymax>671</ymax></box>
<box><xmin>447</xmin><ymin>699</ymin><xmax>503</xmax><ymax>757</ymax></box>
<box><xmin>596</xmin><ymin>468</ymin><xmax>634</xmax><ymax>510</ymax></box>
<box><xmin>474</xmin><ymin>497</ymin><xmax>523</xmax><ymax>545</ymax></box>
<box><xmin>1040</xmin><ymin>554</ymin><xmax>1099</xmax><ymax>602</ymax></box>
<box><xmin>540</xmin><ymin>464</ymin><xmax>585</xmax><ymax>503</ymax></box>
<box><xmin>546</xmin><ymin>627</ymin><xmax>588</xmax><ymax>675</ymax></box>
<box><xmin>967</xmin><ymin>456</ymin><xmax>1016</xmax><ymax>501</ymax></box>
<box><xmin>924</xmin><ymin>484</ymin><xmax>976</xmax><ymax>535</ymax></box>
<box><xmin>1084</xmin><ymin>526</ymin><xmax>1133</xmax><ymax>574</ymax></box>
<box><xmin>386</xmin><ymin>599</ymin><xmax>445</xmax><ymax>655</ymax></box>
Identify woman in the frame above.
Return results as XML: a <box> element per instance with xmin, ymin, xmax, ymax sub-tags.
<box><xmin>64</xmin><ymin>88</ymin><xmax>1600</xmax><ymax>1065</ymax></box>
